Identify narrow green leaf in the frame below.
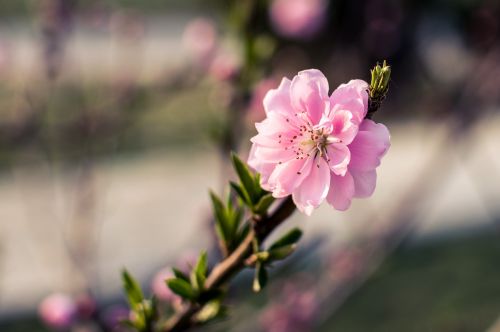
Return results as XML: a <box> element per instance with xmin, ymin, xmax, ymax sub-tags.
<box><xmin>149</xmin><ymin>296</ymin><xmax>158</xmax><ymax>321</ymax></box>
<box><xmin>268</xmin><ymin>244</ymin><xmax>297</xmax><ymax>261</ymax></box>
<box><xmin>210</xmin><ymin>191</ymin><xmax>229</xmax><ymax>243</ymax></box>
<box><xmin>269</xmin><ymin>228</ymin><xmax>303</xmax><ymax>250</ymax></box>
<box><xmin>231</xmin><ymin>153</ymin><xmax>258</xmax><ymax>203</ymax></box>
<box><xmin>254</xmin><ymin>172</ymin><xmax>263</xmax><ymax>197</ymax></box>
<box><xmin>191</xmin><ymin>251</ymin><xmax>208</xmax><ymax>291</ymax></box>
<box><xmin>235</xmin><ymin>222</ymin><xmax>250</xmax><ymax>246</ymax></box>
<box><xmin>210</xmin><ymin>191</ymin><xmax>226</xmax><ymax>225</ymax></box>
<box><xmin>254</xmin><ymin>193</ymin><xmax>275</xmax><ymax>214</ymax></box>
<box><xmin>172</xmin><ymin>268</ymin><xmax>190</xmax><ymax>283</ymax></box>
<box><xmin>229</xmin><ymin>207</ymin><xmax>243</xmax><ymax>239</ymax></box>
<box><xmin>253</xmin><ymin>262</ymin><xmax>268</xmax><ymax>293</ymax></box>
<box><xmin>214</xmin><ymin>223</ymin><xmax>227</xmax><ymax>251</ymax></box>
<box><xmin>122</xmin><ymin>269</ymin><xmax>144</xmax><ymax>308</ymax></box>
<box><xmin>136</xmin><ymin>299</ymin><xmax>155</xmax><ymax>329</ymax></box>
<box><xmin>230</xmin><ymin>181</ymin><xmax>252</xmax><ymax>206</ymax></box>
<box><xmin>167</xmin><ymin>278</ymin><xmax>196</xmax><ymax>300</ymax></box>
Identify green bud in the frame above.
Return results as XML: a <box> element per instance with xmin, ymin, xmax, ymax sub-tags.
<box><xmin>370</xmin><ymin>60</ymin><xmax>391</xmax><ymax>99</ymax></box>
<box><xmin>367</xmin><ymin>60</ymin><xmax>391</xmax><ymax>119</ymax></box>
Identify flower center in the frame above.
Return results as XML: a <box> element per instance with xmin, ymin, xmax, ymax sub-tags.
<box><xmin>298</xmin><ymin>127</ymin><xmax>331</xmax><ymax>158</ymax></box>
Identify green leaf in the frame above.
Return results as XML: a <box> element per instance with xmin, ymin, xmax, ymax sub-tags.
<box><xmin>235</xmin><ymin>222</ymin><xmax>250</xmax><ymax>246</ymax></box>
<box><xmin>229</xmin><ymin>207</ymin><xmax>243</xmax><ymax>239</ymax></box>
<box><xmin>128</xmin><ymin>299</ymin><xmax>156</xmax><ymax>332</ymax></box>
<box><xmin>254</xmin><ymin>193</ymin><xmax>275</xmax><ymax>214</ymax></box>
<box><xmin>167</xmin><ymin>278</ymin><xmax>196</xmax><ymax>300</ymax></box>
<box><xmin>172</xmin><ymin>268</ymin><xmax>190</xmax><ymax>283</ymax></box>
<box><xmin>231</xmin><ymin>153</ymin><xmax>258</xmax><ymax>203</ymax></box>
<box><xmin>191</xmin><ymin>251</ymin><xmax>208</xmax><ymax>291</ymax></box>
<box><xmin>210</xmin><ymin>192</ymin><xmax>226</xmax><ymax>227</ymax></box>
<box><xmin>253</xmin><ymin>262</ymin><xmax>268</xmax><ymax>293</ymax></box>
<box><xmin>268</xmin><ymin>244</ymin><xmax>297</xmax><ymax>261</ymax></box>
<box><xmin>230</xmin><ymin>181</ymin><xmax>252</xmax><ymax>206</ymax></box>
<box><xmin>210</xmin><ymin>191</ymin><xmax>229</xmax><ymax>243</ymax></box>
<box><xmin>269</xmin><ymin>228</ymin><xmax>303</xmax><ymax>250</ymax></box>
<box><xmin>148</xmin><ymin>296</ymin><xmax>158</xmax><ymax>321</ymax></box>
<box><xmin>254</xmin><ymin>172</ymin><xmax>263</xmax><ymax>196</ymax></box>
<box><xmin>122</xmin><ymin>269</ymin><xmax>144</xmax><ymax>308</ymax></box>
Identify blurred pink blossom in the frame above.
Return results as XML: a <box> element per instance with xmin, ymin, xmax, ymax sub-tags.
<box><xmin>270</xmin><ymin>0</ymin><xmax>327</xmax><ymax>39</ymax></box>
<box><xmin>182</xmin><ymin>17</ymin><xmax>218</xmax><ymax>67</ymax></box>
<box><xmin>261</xmin><ymin>281</ymin><xmax>318</xmax><ymax>332</ymax></box>
<box><xmin>248</xmin><ymin>69</ymin><xmax>390</xmax><ymax>215</ymax></box>
<box><xmin>208</xmin><ymin>48</ymin><xmax>240</xmax><ymax>81</ymax></box>
<box><xmin>38</xmin><ymin>293</ymin><xmax>77</xmax><ymax>329</ymax></box>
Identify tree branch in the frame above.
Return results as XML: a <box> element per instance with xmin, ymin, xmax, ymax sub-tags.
<box><xmin>164</xmin><ymin>197</ymin><xmax>296</xmax><ymax>332</ymax></box>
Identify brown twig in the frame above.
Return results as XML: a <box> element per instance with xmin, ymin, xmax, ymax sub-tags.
<box><xmin>164</xmin><ymin>197</ymin><xmax>296</xmax><ymax>332</ymax></box>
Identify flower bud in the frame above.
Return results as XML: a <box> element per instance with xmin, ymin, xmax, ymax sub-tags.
<box><xmin>367</xmin><ymin>60</ymin><xmax>391</xmax><ymax>119</ymax></box>
<box><xmin>370</xmin><ymin>60</ymin><xmax>391</xmax><ymax>99</ymax></box>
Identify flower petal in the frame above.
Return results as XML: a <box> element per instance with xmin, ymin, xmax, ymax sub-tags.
<box><xmin>247</xmin><ymin>144</ymin><xmax>275</xmax><ymax>190</ymax></box>
<box><xmin>350</xmin><ymin>169</ymin><xmax>377</xmax><ymax>198</ymax></box>
<box><xmin>330</xmin><ymin>109</ymin><xmax>358</xmax><ymax>144</ymax></box>
<box><xmin>292</xmin><ymin>157</ymin><xmax>330</xmax><ymax>215</ymax></box>
<box><xmin>326</xmin><ymin>171</ymin><xmax>355</xmax><ymax>211</ymax></box>
<box><xmin>250</xmin><ymin>145</ymin><xmax>296</xmax><ymax>164</ymax></box>
<box><xmin>255</xmin><ymin>112</ymin><xmax>298</xmax><ymax>136</ymax></box>
<box><xmin>349</xmin><ymin>119</ymin><xmax>390</xmax><ymax>171</ymax></box>
<box><xmin>290</xmin><ymin>69</ymin><xmax>330</xmax><ymax>125</ymax></box>
<box><xmin>263</xmin><ymin>77</ymin><xmax>293</xmax><ymax>117</ymax></box>
<box><xmin>326</xmin><ymin>143</ymin><xmax>350</xmax><ymax>176</ymax></box>
<box><xmin>330</xmin><ymin>79</ymin><xmax>368</xmax><ymax>125</ymax></box>
<box><xmin>268</xmin><ymin>156</ymin><xmax>314</xmax><ymax>198</ymax></box>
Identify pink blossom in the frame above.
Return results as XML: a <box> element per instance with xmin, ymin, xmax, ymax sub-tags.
<box><xmin>38</xmin><ymin>293</ymin><xmax>77</xmax><ymax>329</ymax></box>
<box><xmin>248</xmin><ymin>69</ymin><xmax>390</xmax><ymax>215</ymax></box>
<box><xmin>270</xmin><ymin>0</ymin><xmax>327</xmax><ymax>40</ymax></box>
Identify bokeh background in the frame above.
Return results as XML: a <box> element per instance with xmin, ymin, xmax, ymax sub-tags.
<box><xmin>0</xmin><ymin>0</ymin><xmax>499</xmax><ymax>331</ymax></box>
